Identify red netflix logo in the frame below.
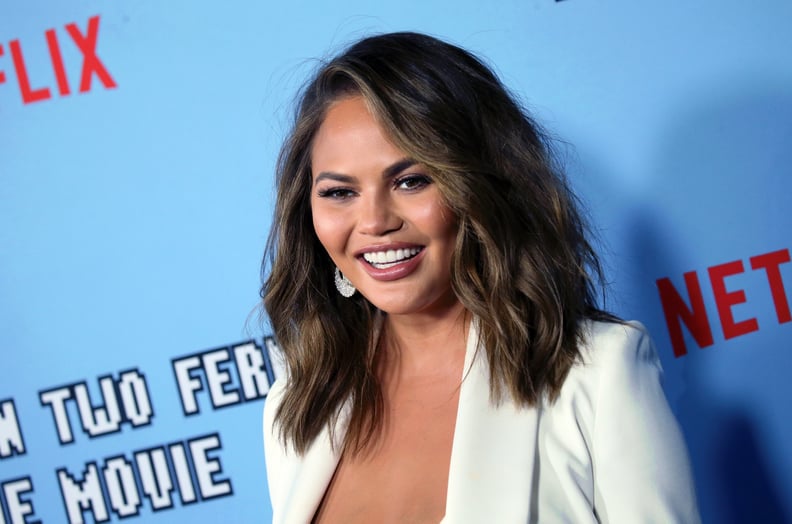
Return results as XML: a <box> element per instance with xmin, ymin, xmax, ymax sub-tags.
<box><xmin>0</xmin><ymin>15</ymin><xmax>116</xmax><ymax>104</ymax></box>
<box><xmin>656</xmin><ymin>248</ymin><xmax>791</xmax><ymax>357</ymax></box>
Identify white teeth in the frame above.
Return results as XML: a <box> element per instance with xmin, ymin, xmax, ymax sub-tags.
<box><xmin>363</xmin><ymin>247</ymin><xmax>421</xmax><ymax>268</ymax></box>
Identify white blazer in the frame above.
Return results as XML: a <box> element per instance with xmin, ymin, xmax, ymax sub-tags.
<box><xmin>263</xmin><ymin>321</ymin><xmax>700</xmax><ymax>523</ymax></box>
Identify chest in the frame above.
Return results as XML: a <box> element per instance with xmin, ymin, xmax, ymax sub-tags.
<box><xmin>313</xmin><ymin>378</ymin><xmax>461</xmax><ymax>523</ymax></box>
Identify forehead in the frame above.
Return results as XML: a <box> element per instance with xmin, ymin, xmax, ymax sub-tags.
<box><xmin>310</xmin><ymin>96</ymin><xmax>406</xmax><ymax>176</ymax></box>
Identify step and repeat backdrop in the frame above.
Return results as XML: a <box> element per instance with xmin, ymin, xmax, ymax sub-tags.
<box><xmin>2</xmin><ymin>1</ymin><xmax>790</xmax><ymax>522</ymax></box>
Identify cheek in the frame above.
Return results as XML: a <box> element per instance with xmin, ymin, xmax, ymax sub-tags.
<box><xmin>416</xmin><ymin>201</ymin><xmax>457</xmax><ymax>242</ymax></box>
<box><xmin>311</xmin><ymin>216</ymin><xmax>332</xmax><ymax>252</ymax></box>
<box><xmin>311</xmin><ymin>206</ymin><xmax>347</xmax><ymax>255</ymax></box>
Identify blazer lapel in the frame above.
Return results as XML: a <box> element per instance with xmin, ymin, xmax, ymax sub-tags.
<box><xmin>443</xmin><ymin>321</ymin><xmax>540</xmax><ymax>523</ymax></box>
<box><xmin>277</xmin><ymin>413</ymin><xmax>345</xmax><ymax>524</ymax></box>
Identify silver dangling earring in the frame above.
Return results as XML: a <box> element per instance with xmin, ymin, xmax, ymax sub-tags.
<box><xmin>334</xmin><ymin>267</ymin><xmax>356</xmax><ymax>298</ymax></box>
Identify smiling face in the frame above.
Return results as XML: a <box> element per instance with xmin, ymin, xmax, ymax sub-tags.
<box><xmin>310</xmin><ymin>96</ymin><xmax>459</xmax><ymax>317</ymax></box>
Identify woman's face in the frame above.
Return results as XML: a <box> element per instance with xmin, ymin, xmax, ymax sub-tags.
<box><xmin>310</xmin><ymin>96</ymin><xmax>459</xmax><ymax>317</ymax></box>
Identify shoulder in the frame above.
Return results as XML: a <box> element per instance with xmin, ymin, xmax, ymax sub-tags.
<box><xmin>557</xmin><ymin>319</ymin><xmax>675</xmax><ymax>456</ymax></box>
<box><xmin>544</xmin><ymin>320</ymin><xmax>700</xmax><ymax>522</ymax></box>
<box><xmin>537</xmin><ymin>320</ymin><xmax>653</xmax><ymax>462</ymax></box>
<box><xmin>578</xmin><ymin>319</ymin><xmax>656</xmax><ymax>367</ymax></box>
<box><xmin>555</xmin><ymin>320</ymin><xmax>658</xmax><ymax>405</ymax></box>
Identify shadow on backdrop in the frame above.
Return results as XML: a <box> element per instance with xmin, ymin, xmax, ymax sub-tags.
<box><xmin>628</xmin><ymin>80</ymin><xmax>792</xmax><ymax>524</ymax></box>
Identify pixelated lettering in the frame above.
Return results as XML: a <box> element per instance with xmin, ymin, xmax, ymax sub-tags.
<box><xmin>57</xmin><ymin>464</ymin><xmax>109</xmax><ymax>524</ymax></box>
<box><xmin>189</xmin><ymin>435</ymin><xmax>232</xmax><ymax>499</ymax></box>
<box><xmin>1</xmin><ymin>477</ymin><xmax>39</xmax><ymax>524</ymax></box>
<box><xmin>103</xmin><ymin>457</ymin><xmax>141</xmax><ymax>518</ymax></box>
<box><xmin>173</xmin><ymin>356</ymin><xmax>203</xmax><ymax>415</ymax></box>
<box><xmin>117</xmin><ymin>370</ymin><xmax>153</xmax><ymax>426</ymax></box>
<box><xmin>203</xmin><ymin>350</ymin><xmax>240</xmax><ymax>408</ymax></box>
<box><xmin>168</xmin><ymin>442</ymin><xmax>198</xmax><ymax>504</ymax></box>
<box><xmin>0</xmin><ymin>400</ymin><xmax>25</xmax><ymax>458</ymax></box>
<box><xmin>74</xmin><ymin>377</ymin><xmax>122</xmax><ymax>438</ymax></box>
<box><xmin>234</xmin><ymin>342</ymin><xmax>271</xmax><ymax>400</ymax></box>
<box><xmin>173</xmin><ymin>341</ymin><xmax>272</xmax><ymax>415</ymax></box>
<box><xmin>39</xmin><ymin>387</ymin><xmax>75</xmax><ymax>444</ymax></box>
<box><xmin>134</xmin><ymin>448</ymin><xmax>174</xmax><ymax>510</ymax></box>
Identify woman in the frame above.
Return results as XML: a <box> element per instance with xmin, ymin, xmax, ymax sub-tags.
<box><xmin>262</xmin><ymin>32</ymin><xmax>699</xmax><ymax>523</ymax></box>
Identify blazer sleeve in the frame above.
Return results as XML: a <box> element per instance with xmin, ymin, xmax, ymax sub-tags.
<box><xmin>589</xmin><ymin>322</ymin><xmax>700</xmax><ymax>523</ymax></box>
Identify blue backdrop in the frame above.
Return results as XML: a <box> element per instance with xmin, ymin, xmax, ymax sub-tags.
<box><xmin>2</xmin><ymin>1</ymin><xmax>791</xmax><ymax>522</ymax></box>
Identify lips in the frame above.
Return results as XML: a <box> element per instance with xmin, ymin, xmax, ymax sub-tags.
<box><xmin>356</xmin><ymin>245</ymin><xmax>425</xmax><ymax>281</ymax></box>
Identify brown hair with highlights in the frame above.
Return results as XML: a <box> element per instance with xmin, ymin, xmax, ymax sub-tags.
<box><xmin>262</xmin><ymin>32</ymin><xmax>616</xmax><ymax>454</ymax></box>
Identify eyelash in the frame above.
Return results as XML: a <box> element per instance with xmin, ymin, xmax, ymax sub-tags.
<box><xmin>394</xmin><ymin>174</ymin><xmax>431</xmax><ymax>191</ymax></box>
<box><xmin>316</xmin><ymin>174</ymin><xmax>432</xmax><ymax>199</ymax></box>
<box><xmin>316</xmin><ymin>187</ymin><xmax>355</xmax><ymax>199</ymax></box>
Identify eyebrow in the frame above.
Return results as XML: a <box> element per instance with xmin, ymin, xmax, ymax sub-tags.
<box><xmin>313</xmin><ymin>157</ymin><xmax>418</xmax><ymax>187</ymax></box>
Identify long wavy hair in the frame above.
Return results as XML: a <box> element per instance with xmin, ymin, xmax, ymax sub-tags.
<box><xmin>262</xmin><ymin>32</ymin><xmax>615</xmax><ymax>454</ymax></box>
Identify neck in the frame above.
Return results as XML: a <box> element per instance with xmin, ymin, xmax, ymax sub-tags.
<box><xmin>380</xmin><ymin>298</ymin><xmax>469</xmax><ymax>379</ymax></box>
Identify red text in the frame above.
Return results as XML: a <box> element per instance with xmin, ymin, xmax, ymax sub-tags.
<box><xmin>656</xmin><ymin>248</ymin><xmax>791</xmax><ymax>357</ymax></box>
<box><xmin>0</xmin><ymin>15</ymin><xmax>116</xmax><ymax>104</ymax></box>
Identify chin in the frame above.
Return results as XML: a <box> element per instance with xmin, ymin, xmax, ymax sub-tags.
<box><xmin>366</xmin><ymin>299</ymin><xmax>419</xmax><ymax>316</ymax></box>
<box><xmin>361</xmin><ymin>289</ymin><xmax>458</xmax><ymax>318</ymax></box>
<box><xmin>356</xmin><ymin>291</ymin><xmax>415</xmax><ymax>315</ymax></box>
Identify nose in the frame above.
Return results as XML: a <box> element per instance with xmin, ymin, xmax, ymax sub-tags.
<box><xmin>357</xmin><ymin>191</ymin><xmax>402</xmax><ymax>236</ymax></box>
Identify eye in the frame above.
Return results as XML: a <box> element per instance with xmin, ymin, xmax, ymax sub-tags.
<box><xmin>394</xmin><ymin>174</ymin><xmax>432</xmax><ymax>191</ymax></box>
<box><xmin>316</xmin><ymin>187</ymin><xmax>357</xmax><ymax>200</ymax></box>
